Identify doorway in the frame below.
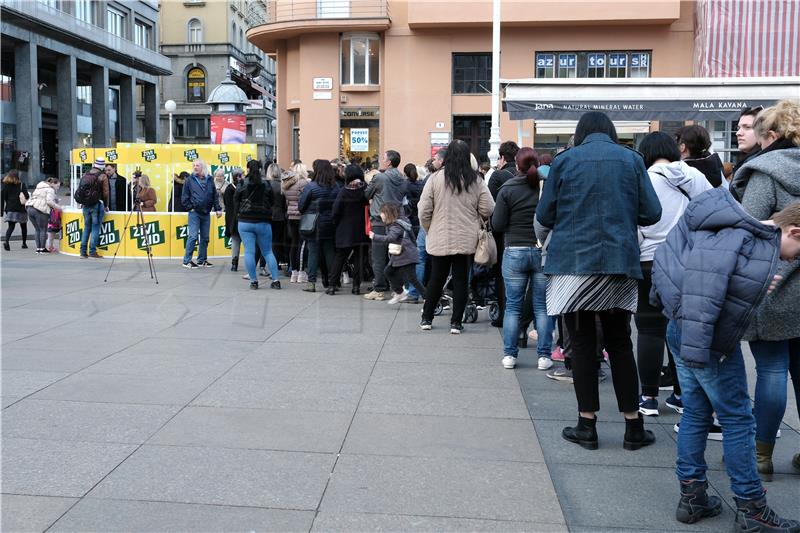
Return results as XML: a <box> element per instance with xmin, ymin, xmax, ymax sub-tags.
<box><xmin>453</xmin><ymin>115</ymin><xmax>491</xmax><ymax>163</ymax></box>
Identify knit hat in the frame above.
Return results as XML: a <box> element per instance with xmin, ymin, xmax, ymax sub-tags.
<box><xmin>93</xmin><ymin>157</ymin><xmax>106</xmax><ymax>169</ymax></box>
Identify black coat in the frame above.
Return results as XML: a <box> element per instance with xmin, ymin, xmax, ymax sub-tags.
<box><xmin>222</xmin><ymin>183</ymin><xmax>239</xmax><ymax>238</ymax></box>
<box><xmin>235</xmin><ymin>179</ymin><xmax>273</xmax><ymax>223</ymax></box>
<box><xmin>405</xmin><ymin>179</ymin><xmax>424</xmax><ymax>229</ymax></box>
<box><xmin>299</xmin><ymin>181</ymin><xmax>340</xmax><ymax>241</ymax></box>
<box><xmin>1</xmin><ymin>181</ymin><xmax>29</xmax><ymax>215</ymax></box>
<box><xmin>171</xmin><ymin>181</ymin><xmax>186</xmax><ymax>212</ymax></box>
<box><xmin>268</xmin><ymin>178</ymin><xmax>287</xmax><ymax>222</ymax></box>
<box><xmin>333</xmin><ymin>180</ymin><xmax>369</xmax><ymax>248</ymax></box>
<box><xmin>487</xmin><ymin>162</ymin><xmax>517</xmax><ymax>199</ymax></box>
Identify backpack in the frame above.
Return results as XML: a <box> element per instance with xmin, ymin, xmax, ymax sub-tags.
<box><xmin>75</xmin><ymin>169</ymin><xmax>102</xmax><ymax>207</ymax></box>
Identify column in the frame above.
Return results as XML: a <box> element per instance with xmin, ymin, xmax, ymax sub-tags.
<box><xmin>14</xmin><ymin>41</ymin><xmax>40</xmax><ymax>185</ymax></box>
<box><xmin>57</xmin><ymin>55</ymin><xmax>78</xmax><ymax>181</ymax></box>
<box><xmin>91</xmin><ymin>65</ymin><xmax>110</xmax><ymax>147</ymax></box>
<box><xmin>143</xmin><ymin>82</ymin><xmax>159</xmax><ymax>143</ymax></box>
<box><xmin>118</xmin><ymin>74</ymin><xmax>136</xmax><ymax>142</ymax></box>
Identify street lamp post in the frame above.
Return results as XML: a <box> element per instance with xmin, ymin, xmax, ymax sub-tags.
<box><xmin>487</xmin><ymin>0</ymin><xmax>501</xmax><ymax>168</ymax></box>
<box><xmin>164</xmin><ymin>99</ymin><xmax>177</xmax><ymax>144</ymax></box>
<box><xmin>271</xmin><ymin>118</ymin><xmax>278</xmax><ymax>164</ymax></box>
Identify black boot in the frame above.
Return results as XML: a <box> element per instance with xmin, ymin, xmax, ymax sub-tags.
<box><xmin>517</xmin><ymin>329</ymin><xmax>528</xmax><ymax>348</ymax></box>
<box><xmin>734</xmin><ymin>495</ymin><xmax>800</xmax><ymax>532</ymax></box>
<box><xmin>231</xmin><ymin>257</ymin><xmax>239</xmax><ymax>272</ymax></box>
<box><xmin>676</xmin><ymin>480</ymin><xmax>722</xmax><ymax>524</ymax></box>
<box><xmin>562</xmin><ymin>416</ymin><xmax>598</xmax><ymax>450</ymax></box>
<box><xmin>325</xmin><ymin>286</ymin><xmax>336</xmax><ymax>295</ymax></box>
<box><xmin>624</xmin><ymin>413</ymin><xmax>656</xmax><ymax>450</ymax></box>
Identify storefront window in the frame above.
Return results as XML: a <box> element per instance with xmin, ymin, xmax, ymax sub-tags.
<box><xmin>630</xmin><ymin>53</ymin><xmax>650</xmax><ymax>77</ymax></box>
<box><xmin>536</xmin><ymin>54</ymin><xmax>555</xmax><ymax>78</ymax></box>
<box><xmin>587</xmin><ymin>53</ymin><xmax>606</xmax><ymax>78</ymax></box>
<box><xmin>608</xmin><ymin>53</ymin><xmax>627</xmax><ymax>78</ymax></box>
<box><xmin>187</xmin><ymin>67</ymin><xmax>206</xmax><ymax>103</ymax></box>
<box><xmin>536</xmin><ymin>51</ymin><xmax>650</xmax><ymax>78</ymax></box>
<box><xmin>340</xmin><ymin>108</ymin><xmax>379</xmax><ymax>164</ymax></box>
<box><xmin>558</xmin><ymin>54</ymin><xmax>577</xmax><ymax>78</ymax></box>
<box><xmin>341</xmin><ymin>35</ymin><xmax>380</xmax><ymax>85</ymax></box>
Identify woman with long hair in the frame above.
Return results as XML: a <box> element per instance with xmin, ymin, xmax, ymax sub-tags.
<box><xmin>418</xmin><ymin>139</ymin><xmax>495</xmax><ymax>333</ymax></box>
<box><xmin>298</xmin><ymin>159</ymin><xmax>340</xmax><ymax>292</ymax></box>
<box><xmin>2</xmin><ymin>169</ymin><xmax>29</xmax><ymax>250</ymax></box>
<box><xmin>675</xmin><ymin>125</ymin><xmax>724</xmax><ymax>188</ymax></box>
<box><xmin>282</xmin><ymin>164</ymin><xmax>309</xmax><ymax>282</ymax></box>
<box><xmin>266</xmin><ymin>163</ymin><xmax>288</xmax><ymax>269</ymax></box>
<box><xmin>26</xmin><ymin>177</ymin><xmax>62</xmax><ymax>254</ymax></box>
<box><xmin>328</xmin><ymin>164</ymin><xmax>369</xmax><ymax>295</ymax></box>
<box><xmin>235</xmin><ymin>159</ymin><xmax>281</xmax><ymax>289</ymax></box>
<box><xmin>137</xmin><ymin>174</ymin><xmax>157</xmax><ymax>212</ymax></box>
<box><xmin>535</xmin><ymin>111</ymin><xmax>662</xmax><ymax>450</ymax></box>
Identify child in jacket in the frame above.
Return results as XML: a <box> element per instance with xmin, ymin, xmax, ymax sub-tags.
<box><xmin>369</xmin><ymin>201</ymin><xmax>425</xmax><ymax>305</ymax></box>
<box><xmin>650</xmin><ymin>188</ymin><xmax>800</xmax><ymax>532</ymax></box>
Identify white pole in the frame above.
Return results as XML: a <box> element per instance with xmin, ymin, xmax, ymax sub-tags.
<box><xmin>168</xmin><ymin>112</ymin><xmax>174</xmax><ymax>145</ymax></box>
<box><xmin>487</xmin><ymin>0</ymin><xmax>501</xmax><ymax>167</ymax></box>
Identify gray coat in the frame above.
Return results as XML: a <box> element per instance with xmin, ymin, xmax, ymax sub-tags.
<box><xmin>734</xmin><ymin>147</ymin><xmax>800</xmax><ymax>341</ymax></box>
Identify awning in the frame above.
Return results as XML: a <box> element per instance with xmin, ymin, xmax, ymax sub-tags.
<box><xmin>535</xmin><ymin>120</ymin><xmax>651</xmax><ymax>135</ymax></box>
<box><xmin>503</xmin><ymin>77</ymin><xmax>800</xmax><ymax>121</ymax></box>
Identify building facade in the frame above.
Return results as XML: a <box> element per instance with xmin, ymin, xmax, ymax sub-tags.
<box><xmin>157</xmin><ymin>0</ymin><xmax>276</xmax><ymax>163</ymax></box>
<box><xmin>0</xmin><ymin>0</ymin><xmax>170</xmax><ymax>183</ymax></box>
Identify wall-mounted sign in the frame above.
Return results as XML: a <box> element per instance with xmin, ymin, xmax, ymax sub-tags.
<box><xmin>313</xmin><ymin>77</ymin><xmax>333</xmax><ymax>90</ymax></box>
<box><xmin>350</xmin><ymin>128</ymin><xmax>370</xmax><ymax>152</ymax></box>
<box><xmin>340</xmin><ymin>107</ymin><xmax>379</xmax><ymax>119</ymax></box>
<box><xmin>313</xmin><ymin>91</ymin><xmax>333</xmax><ymax>100</ymax></box>
<box><xmin>435</xmin><ymin>122</ymin><xmax>445</xmax><ymax>129</ymax></box>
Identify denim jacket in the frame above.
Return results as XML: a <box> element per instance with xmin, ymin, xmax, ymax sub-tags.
<box><xmin>181</xmin><ymin>173</ymin><xmax>221</xmax><ymax>215</ymax></box>
<box><xmin>535</xmin><ymin>133</ymin><xmax>662</xmax><ymax>279</ymax></box>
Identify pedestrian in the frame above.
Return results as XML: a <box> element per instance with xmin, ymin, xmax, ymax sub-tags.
<box><xmin>170</xmin><ymin>171</ymin><xmax>188</xmax><ymax>212</ymax></box>
<box><xmin>363</xmin><ymin>149</ymin><xmax>408</xmax><ymax>301</ymax></box>
<box><xmin>651</xmin><ymin>190</ymin><xmax>800</xmax><ymax>531</ymax></box>
<box><xmin>235</xmin><ymin>160</ymin><xmax>281</xmax><ymax>290</ymax></box>
<box><xmin>77</xmin><ymin>158</ymin><xmax>107</xmax><ymax>259</ymax></box>
<box><xmin>675</xmin><ymin>125</ymin><xmax>725</xmax><ymax>187</ymax></box>
<box><xmin>418</xmin><ymin>139</ymin><xmax>495</xmax><ymax>334</ymax></box>
<box><xmin>635</xmin><ymin>132</ymin><xmax>711</xmax><ymax>418</ymax></box>
<box><xmin>224</xmin><ymin>168</ymin><xmax>242</xmax><ymax>271</ymax></box>
<box><xmin>25</xmin><ymin>177</ymin><xmax>62</xmax><ymax>254</ymax></box>
<box><xmin>298</xmin><ymin>159</ymin><xmax>340</xmax><ymax>292</ymax></box>
<box><xmin>370</xmin><ymin>201</ymin><xmax>425</xmax><ymax>304</ymax></box>
<box><xmin>104</xmin><ymin>163</ymin><xmax>127</xmax><ymax>212</ymax></box>
<box><xmin>282</xmin><ymin>164</ymin><xmax>310</xmax><ymax>283</ymax></box>
<box><xmin>535</xmin><ymin>111</ymin><xmax>662</xmax><ymax>451</ymax></box>
<box><xmin>46</xmin><ymin>198</ymin><xmax>62</xmax><ymax>253</ymax></box>
<box><xmin>266</xmin><ymin>162</ymin><xmax>288</xmax><ymax>270</ymax></box>
<box><xmin>730</xmin><ymin>100</ymin><xmax>800</xmax><ymax>481</ymax></box>
<box><xmin>730</xmin><ymin>105</ymin><xmax>765</xmax><ymax>199</ymax></box>
<box><xmin>137</xmin><ymin>174</ymin><xmax>157</xmax><ymax>212</ymax></box>
<box><xmin>492</xmin><ymin>146</ymin><xmax>555</xmax><ymax>370</ymax></box>
<box><xmin>180</xmin><ymin>159</ymin><xmax>222</xmax><ymax>269</ymax></box>
<box><xmin>328</xmin><ymin>164</ymin><xmax>369</xmax><ymax>295</ymax></box>
<box><xmin>2</xmin><ymin>169</ymin><xmax>29</xmax><ymax>250</ymax></box>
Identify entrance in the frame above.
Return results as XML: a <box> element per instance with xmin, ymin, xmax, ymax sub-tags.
<box><xmin>454</xmin><ymin>115</ymin><xmax>490</xmax><ymax>163</ymax></box>
<box><xmin>340</xmin><ymin>107</ymin><xmax>379</xmax><ymax>166</ymax></box>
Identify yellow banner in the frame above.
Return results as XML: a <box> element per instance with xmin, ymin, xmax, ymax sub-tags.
<box><xmin>123</xmin><ymin>212</ymin><xmax>171</xmax><ymax>258</ymax></box>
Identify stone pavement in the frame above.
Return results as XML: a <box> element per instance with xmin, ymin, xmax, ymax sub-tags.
<box><xmin>1</xmin><ymin>252</ymin><xmax>798</xmax><ymax>532</ymax></box>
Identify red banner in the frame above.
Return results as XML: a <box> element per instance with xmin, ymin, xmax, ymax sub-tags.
<box><xmin>210</xmin><ymin>114</ymin><xmax>246</xmax><ymax>144</ymax></box>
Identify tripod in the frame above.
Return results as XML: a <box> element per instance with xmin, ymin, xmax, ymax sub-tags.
<box><xmin>104</xmin><ymin>200</ymin><xmax>159</xmax><ymax>285</ymax></box>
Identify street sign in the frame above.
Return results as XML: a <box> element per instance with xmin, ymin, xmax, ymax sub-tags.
<box><xmin>313</xmin><ymin>77</ymin><xmax>333</xmax><ymax>90</ymax></box>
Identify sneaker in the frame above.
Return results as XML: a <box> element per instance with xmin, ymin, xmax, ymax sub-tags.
<box><xmin>270</xmin><ymin>280</ymin><xmax>281</xmax><ymax>290</ymax></box>
<box><xmin>249</xmin><ymin>281</ymin><xmax>258</xmax><ymax>290</ymax></box>
<box><xmin>639</xmin><ymin>396</ymin><xmax>659</xmax><ymax>417</ymax></box>
<box><xmin>450</xmin><ymin>324</ymin><xmax>463</xmax><ymax>334</ymax></box>
<box><xmin>183</xmin><ymin>261</ymin><xmax>199</xmax><ymax>269</ymax></box>
<box><xmin>387</xmin><ymin>290</ymin><xmax>409</xmax><ymax>305</ymax></box>
<box><xmin>547</xmin><ymin>366</ymin><xmax>573</xmax><ymax>383</ymax></box>
<box><xmin>673</xmin><ymin>422</ymin><xmax>724</xmax><ymax>441</ymax></box>
<box><xmin>242</xmin><ymin>274</ymin><xmax>251</xmax><ymax>280</ymax></box>
<box><xmin>420</xmin><ymin>319</ymin><xmax>432</xmax><ymax>330</ymax></box>
<box><xmin>602</xmin><ymin>349</ymin><xmax>609</xmax><ymax>362</ymax></box>
<box><xmin>89</xmin><ymin>252</ymin><xmax>103</xmax><ymax>258</ymax></box>
<box><xmin>551</xmin><ymin>347</ymin><xmax>566</xmax><ymax>361</ymax></box>
<box><xmin>297</xmin><ymin>271</ymin><xmax>309</xmax><ymax>283</ymax></box>
<box><xmin>502</xmin><ymin>356</ymin><xmax>517</xmax><ymax>369</ymax></box>
<box><xmin>659</xmin><ymin>368</ymin><xmax>675</xmax><ymax>390</ymax></box>
<box><xmin>199</xmin><ymin>261</ymin><xmax>213</xmax><ymax>267</ymax></box>
<box><xmin>259</xmin><ymin>266</ymin><xmax>269</xmax><ymax>277</ymax></box>
<box><xmin>363</xmin><ymin>290</ymin><xmax>385</xmax><ymax>301</ymax></box>
<box><xmin>597</xmin><ymin>368</ymin><xmax>608</xmax><ymax>383</ymax></box>
<box><xmin>528</xmin><ymin>329</ymin><xmax>539</xmax><ymax>342</ymax></box>
<box><xmin>342</xmin><ymin>272</ymin><xmax>351</xmax><ymax>286</ymax></box>
<box><xmin>538</xmin><ymin>356</ymin><xmax>554</xmax><ymax>371</ymax></box>
<box><xmin>665</xmin><ymin>393</ymin><xmax>684</xmax><ymax>414</ymax></box>
<box><xmin>290</xmin><ymin>271</ymin><xmax>299</xmax><ymax>283</ymax></box>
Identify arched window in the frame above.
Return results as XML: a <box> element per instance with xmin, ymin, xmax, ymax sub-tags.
<box><xmin>239</xmin><ymin>28</ymin><xmax>244</xmax><ymax>50</ymax></box>
<box><xmin>186</xmin><ymin>66</ymin><xmax>206</xmax><ymax>103</ymax></box>
<box><xmin>231</xmin><ymin>21</ymin><xmax>236</xmax><ymax>43</ymax></box>
<box><xmin>188</xmin><ymin>18</ymin><xmax>202</xmax><ymax>44</ymax></box>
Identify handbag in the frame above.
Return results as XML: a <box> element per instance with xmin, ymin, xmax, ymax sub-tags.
<box><xmin>474</xmin><ymin>217</ymin><xmax>497</xmax><ymax>267</ymax></box>
<box><xmin>388</xmin><ymin>243</ymin><xmax>402</xmax><ymax>255</ymax></box>
<box><xmin>299</xmin><ymin>199</ymin><xmax>319</xmax><ymax>237</ymax></box>
<box><xmin>18</xmin><ymin>191</ymin><xmax>26</xmax><ymax>204</ymax></box>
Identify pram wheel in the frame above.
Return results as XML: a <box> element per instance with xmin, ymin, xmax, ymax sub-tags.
<box><xmin>488</xmin><ymin>302</ymin><xmax>500</xmax><ymax>322</ymax></box>
<box><xmin>464</xmin><ymin>304</ymin><xmax>478</xmax><ymax>323</ymax></box>
<box><xmin>433</xmin><ymin>301</ymin><xmax>443</xmax><ymax>316</ymax></box>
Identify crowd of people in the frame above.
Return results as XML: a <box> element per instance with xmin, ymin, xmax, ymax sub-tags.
<box><xmin>3</xmin><ymin>99</ymin><xmax>800</xmax><ymax>532</ymax></box>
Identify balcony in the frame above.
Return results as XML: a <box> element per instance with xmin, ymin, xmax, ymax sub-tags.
<box><xmin>247</xmin><ymin>0</ymin><xmax>390</xmax><ymax>53</ymax></box>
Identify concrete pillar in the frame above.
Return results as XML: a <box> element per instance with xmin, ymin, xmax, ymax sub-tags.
<box><xmin>57</xmin><ymin>55</ymin><xmax>78</xmax><ymax>181</ymax></box>
<box><xmin>143</xmin><ymin>82</ymin><xmax>159</xmax><ymax>143</ymax></box>
<box><xmin>91</xmin><ymin>65</ymin><xmax>110</xmax><ymax>147</ymax></box>
<box><xmin>118</xmin><ymin>74</ymin><xmax>136</xmax><ymax>142</ymax></box>
<box><xmin>14</xmin><ymin>41</ymin><xmax>40</xmax><ymax>185</ymax></box>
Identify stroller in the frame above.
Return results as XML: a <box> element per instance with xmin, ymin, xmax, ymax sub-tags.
<box><xmin>430</xmin><ymin>262</ymin><xmax>496</xmax><ymax>323</ymax></box>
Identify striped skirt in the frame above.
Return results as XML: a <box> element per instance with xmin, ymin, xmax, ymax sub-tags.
<box><xmin>546</xmin><ymin>274</ymin><xmax>638</xmax><ymax>316</ymax></box>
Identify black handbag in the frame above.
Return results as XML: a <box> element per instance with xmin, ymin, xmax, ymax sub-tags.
<box><xmin>299</xmin><ymin>199</ymin><xmax>319</xmax><ymax>237</ymax></box>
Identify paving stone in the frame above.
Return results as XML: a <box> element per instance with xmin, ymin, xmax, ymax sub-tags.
<box><xmin>322</xmin><ymin>454</ymin><xmax>563</xmax><ymax>523</ymax></box>
<box><xmin>1</xmin><ymin>348</ymin><xmax>109</xmax><ymax>373</ymax></box>
<box><xmin>155</xmin><ymin>319</ymin><xmax>286</xmax><ymax>342</ymax></box>
<box><xmin>255</xmin><ymin>341</ymin><xmax>382</xmax><ymax>361</ymax></box>
<box><xmin>0</xmin><ymin>494</ymin><xmax>78</xmax><ymax>533</ymax></box>
<box><xmin>2</xmin><ymin>396</ymin><xmax>20</xmax><ymax>408</ymax></box>
<box><xmin>1</xmin><ymin>370</ymin><xmax>69</xmax><ymax>398</ymax></box>
<box><xmin>378</xmin><ymin>343</ymin><xmax>498</xmax><ymax>366</ymax></box>
<box><xmin>2</xmin><ymin>399</ymin><xmax>180</xmax><ymax>444</ymax></box>
<box><xmin>268</xmin><ymin>318</ymin><xmax>389</xmax><ymax>345</ymax></box>
<box><xmin>1</xmin><ymin>438</ymin><xmax>136</xmax><ymax>497</ymax></box>
<box><xmin>120</xmin><ymin>337</ymin><xmax>261</xmax><ymax>358</ymax></box>
<box><xmin>343</xmin><ymin>412</ymin><xmax>544</xmax><ymax>462</ymax></box>
<box><xmin>148</xmin><ymin>405</ymin><xmax>352</xmax><ymax>453</ymax></box>
<box><xmin>226</xmin><ymin>355</ymin><xmax>375</xmax><ymax>384</ymax></box>
<box><xmin>311</xmin><ymin>512</ymin><xmax>566</xmax><ymax>532</ymax></box>
<box><xmin>192</xmin><ymin>376</ymin><xmax>363</xmax><ymax>413</ymax></box>
<box><xmin>369</xmin><ymin>361</ymin><xmax>519</xmax><ymax>389</ymax></box>
<box><xmin>88</xmin><ymin>444</ymin><xmax>335</xmax><ymax>509</ymax></box>
<box><xmin>49</xmin><ymin>498</ymin><xmax>314</xmax><ymax>532</ymax></box>
<box><xmin>384</xmin><ymin>324</ymin><xmax>502</xmax><ymax>349</ymax></box>
<box><xmin>83</xmin><ymin>350</ymin><xmax>244</xmax><ymax>379</ymax></box>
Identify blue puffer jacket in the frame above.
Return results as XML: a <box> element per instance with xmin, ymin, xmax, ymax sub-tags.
<box><xmin>650</xmin><ymin>188</ymin><xmax>780</xmax><ymax>368</ymax></box>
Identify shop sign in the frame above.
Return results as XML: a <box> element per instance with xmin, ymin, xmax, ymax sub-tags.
<box><xmin>313</xmin><ymin>77</ymin><xmax>333</xmax><ymax>90</ymax></box>
<box><xmin>341</xmin><ymin>108</ymin><xmax>379</xmax><ymax>119</ymax></box>
<box><xmin>350</xmin><ymin>128</ymin><xmax>370</xmax><ymax>152</ymax></box>
<box><xmin>313</xmin><ymin>91</ymin><xmax>333</xmax><ymax>100</ymax></box>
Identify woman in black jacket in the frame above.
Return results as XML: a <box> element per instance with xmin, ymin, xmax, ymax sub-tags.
<box><xmin>403</xmin><ymin>163</ymin><xmax>424</xmax><ymax>236</ymax></box>
<box><xmin>2</xmin><ymin>170</ymin><xmax>29</xmax><ymax>250</ymax></box>
<box><xmin>224</xmin><ymin>168</ymin><xmax>242</xmax><ymax>271</ymax></box>
<box><xmin>675</xmin><ymin>125</ymin><xmax>724</xmax><ymax>187</ymax></box>
<box><xmin>298</xmin><ymin>159</ymin><xmax>340</xmax><ymax>292</ymax></box>
<box><xmin>327</xmin><ymin>164</ymin><xmax>370</xmax><ymax>295</ymax></box>
<box><xmin>235</xmin><ymin>160</ymin><xmax>280</xmax><ymax>290</ymax></box>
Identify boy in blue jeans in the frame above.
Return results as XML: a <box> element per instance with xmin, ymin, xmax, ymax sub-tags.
<box><xmin>651</xmin><ymin>189</ymin><xmax>800</xmax><ymax>533</ymax></box>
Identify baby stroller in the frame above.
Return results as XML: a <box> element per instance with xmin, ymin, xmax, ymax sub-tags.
<box><xmin>470</xmin><ymin>263</ymin><xmax>501</xmax><ymax>322</ymax></box>
<box><xmin>431</xmin><ymin>271</ymin><xmax>480</xmax><ymax>323</ymax></box>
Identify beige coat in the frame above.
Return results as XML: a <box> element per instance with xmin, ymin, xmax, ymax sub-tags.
<box><xmin>418</xmin><ymin>169</ymin><xmax>495</xmax><ymax>256</ymax></box>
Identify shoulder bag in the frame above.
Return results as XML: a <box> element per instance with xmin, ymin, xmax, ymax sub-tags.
<box><xmin>299</xmin><ymin>198</ymin><xmax>319</xmax><ymax>237</ymax></box>
<box><xmin>474</xmin><ymin>217</ymin><xmax>497</xmax><ymax>267</ymax></box>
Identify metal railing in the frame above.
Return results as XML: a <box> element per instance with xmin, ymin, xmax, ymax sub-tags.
<box><xmin>254</xmin><ymin>0</ymin><xmax>389</xmax><ymax>27</ymax></box>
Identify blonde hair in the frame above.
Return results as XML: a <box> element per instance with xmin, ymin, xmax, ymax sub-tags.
<box><xmin>291</xmin><ymin>162</ymin><xmax>309</xmax><ymax>178</ymax></box>
<box><xmin>754</xmin><ymin>100</ymin><xmax>800</xmax><ymax>146</ymax></box>
<box><xmin>139</xmin><ymin>174</ymin><xmax>151</xmax><ymax>188</ymax></box>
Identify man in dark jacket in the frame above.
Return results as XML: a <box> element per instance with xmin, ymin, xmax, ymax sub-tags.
<box><xmin>651</xmin><ymin>189</ymin><xmax>800</xmax><ymax>531</ymax></box>
<box><xmin>104</xmin><ymin>164</ymin><xmax>127</xmax><ymax>212</ymax></box>
<box><xmin>181</xmin><ymin>160</ymin><xmax>222</xmax><ymax>268</ymax></box>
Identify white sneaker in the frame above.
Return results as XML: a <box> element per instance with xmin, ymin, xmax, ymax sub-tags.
<box><xmin>502</xmin><ymin>356</ymin><xmax>517</xmax><ymax>369</ymax></box>
<box><xmin>290</xmin><ymin>271</ymin><xmax>299</xmax><ymax>283</ymax></box>
<box><xmin>387</xmin><ymin>290</ymin><xmax>409</xmax><ymax>305</ymax></box>
<box><xmin>298</xmin><ymin>271</ymin><xmax>309</xmax><ymax>283</ymax></box>
<box><xmin>363</xmin><ymin>290</ymin><xmax>385</xmax><ymax>301</ymax></box>
<box><xmin>342</xmin><ymin>272</ymin><xmax>351</xmax><ymax>286</ymax></box>
<box><xmin>537</xmin><ymin>357</ymin><xmax>554</xmax><ymax>370</ymax></box>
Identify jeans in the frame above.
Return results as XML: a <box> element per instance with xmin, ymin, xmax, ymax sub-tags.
<box><xmin>307</xmin><ymin>238</ymin><xmax>335</xmax><ymax>284</ymax></box>
<box><xmin>238</xmin><ymin>221</ymin><xmax>279</xmax><ymax>282</ymax></box>
<box><xmin>501</xmin><ymin>247</ymin><xmax>554</xmax><ymax>358</ymax></box>
<box><xmin>370</xmin><ymin>222</ymin><xmax>389</xmax><ymax>291</ymax></box>
<box><xmin>27</xmin><ymin>207</ymin><xmax>50</xmax><ymax>250</ymax></box>
<box><xmin>668</xmin><ymin>320</ymin><xmax>763</xmax><ymax>500</ymax></box>
<box><xmin>407</xmin><ymin>228</ymin><xmax>427</xmax><ymax>299</ymax></box>
<box><xmin>79</xmin><ymin>202</ymin><xmax>103</xmax><ymax>255</ymax></box>
<box><xmin>183</xmin><ymin>210</ymin><xmax>210</xmax><ymax>265</ymax></box>
<box><xmin>750</xmin><ymin>338</ymin><xmax>800</xmax><ymax>444</ymax></box>
<box><xmin>422</xmin><ymin>254</ymin><xmax>471</xmax><ymax>326</ymax></box>
<box><xmin>385</xmin><ymin>263</ymin><xmax>425</xmax><ymax>297</ymax></box>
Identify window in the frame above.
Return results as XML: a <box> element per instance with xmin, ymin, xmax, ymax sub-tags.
<box><xmin>75</xmin><ymin>0</ymin><xmax>95</xmax><ymax>24</ymax></box>
<box><xmin>630</xmin><ymin>52</ymin><xmax>650</xmax><ymax>77</ymax></box>
<box><xmin>106</xmin><ymin>6</ymin><xmax>125</xmax><ymax>37</ymax></box>
<box><xmin>558</xmin><ymin>54</ymin><xmax>577</xmax><ymax>78</ymax></box>
<box><xmin>186</xmin><ymin>118</ymin><xmax>207</xmax><ymax>137</ymax></box>
<box><xmin>318</xmin><ymin>0</ymin><xmax>349</xmax><ymax>18</ymax></box>
<box><xmin>134</xmin><ymin>21</ymin><xmax>152</xmax><ymax>48</ymax></box>
<box><xmin>341</xmin><ymin>35</ymin><xmax>380</xmax><ymax>85</ymax></box>
<box><xmin>188</xmin><ymin>18</ymin><xmax>202</xmax><ymax>43</ymax></box>
<box><xmin>37</xmin><ymin>0</ymin><xmax>57</xmax><ymax>8</ymax></box>
<box><xmin>608</xmin><ymin>53</ymin><xmax>627</xmax><ymax>78</ymax></box>
<box><xmin>186</xmin><ymin>67</ymin><xmax>206</xmax><ymax>103</ymax></box>
<box><xmin>536</xmin><ymin>51</ymin><xmax>650</xmax><ymax>78</ymax></box>
<box><xmin>452</xmin><ymin>53</ymin><xmax>492</xmax><ymax>94</ymax></box>
<box><xmin>536</xmin><ymin>53</ymin><xmax>555</xmax><ymax>78</ymax></box>
<box><xmin>587</xmin><ymin>53</ymin><xmax>605</xmax><ymax>78</ymax></box>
